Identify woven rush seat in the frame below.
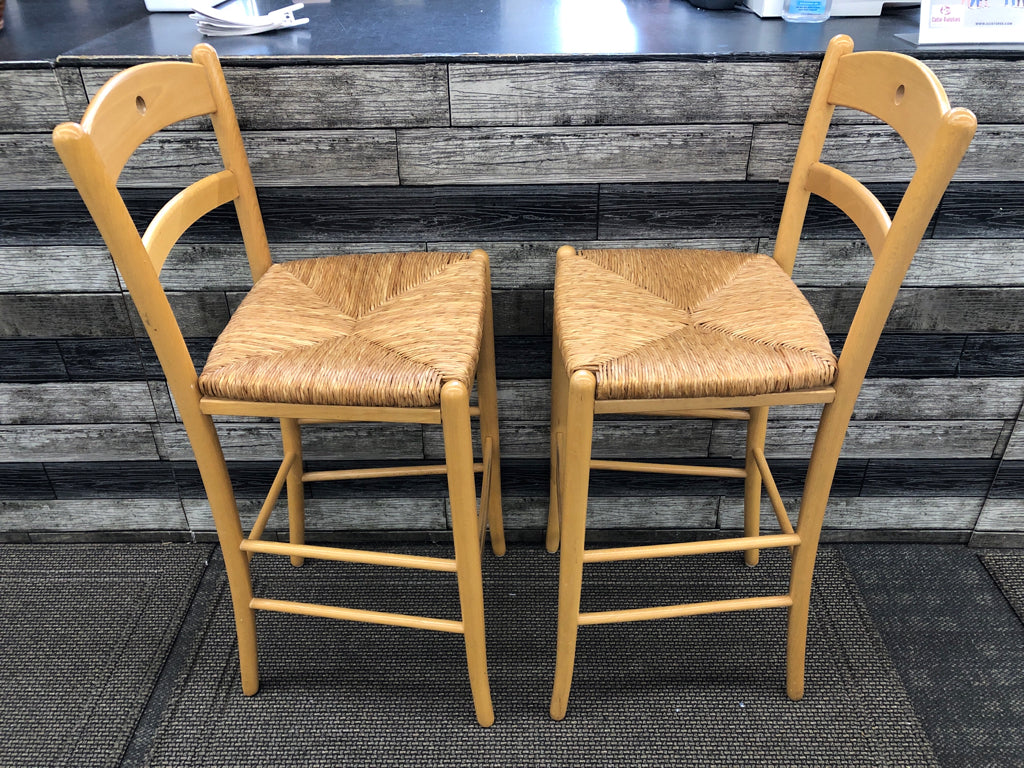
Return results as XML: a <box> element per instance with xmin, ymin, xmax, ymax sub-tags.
<box><xmin>555</xmin><ymin>248</ymin><xmax>838</xmax><ymax>401</ymax></box>
<box><xmin>199</xmin><ymin>251</ymin><xmax>487</xmax><ymax>408</ymax></box>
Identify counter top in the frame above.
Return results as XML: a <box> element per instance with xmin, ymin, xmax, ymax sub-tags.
<box><xmin>2</xmin><ymin>0</ymin><xmax>1022</xmax><ymax>68</ymax></box>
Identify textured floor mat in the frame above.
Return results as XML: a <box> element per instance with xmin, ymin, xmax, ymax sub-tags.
<box><xmin>139</xmin><ymin>545</ymin><xmax>935</xmax><ymax>767</ymax></box>
<box><xmin>0</xmin><ymin>544</ymin><xmax>212</xmax><ymax>767</ymax></box>
<box><xmin>981</xmin><ymin>550</ymin><xmax>1024</xmax><ymax>624</ymax></box>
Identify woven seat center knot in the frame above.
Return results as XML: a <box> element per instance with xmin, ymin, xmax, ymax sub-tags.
<box><xmin>198</xmin><ymin>252</ymin><xmax>487</xmax><ymax>408</ymax></box>
<box><xmin>555</xmin><ymin>248</ymin><xmax>838</xmax><ymax>401</ymax></box>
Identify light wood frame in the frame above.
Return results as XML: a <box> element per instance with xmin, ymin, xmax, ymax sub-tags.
<box><xmin>53</xmin><ymin>44</ymin><xmax>505</xmax><ymax>727</ymax></box>
<box><xmin>546</xmin><ymin>34</ymin><xmax>977</xmax><ymax>720</ymax></box>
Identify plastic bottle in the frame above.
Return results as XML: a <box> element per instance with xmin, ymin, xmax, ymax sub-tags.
<box><xmin>782</xmin><ymin>0</ymin><xmax>832</xmax><ymax>22</ymax></box>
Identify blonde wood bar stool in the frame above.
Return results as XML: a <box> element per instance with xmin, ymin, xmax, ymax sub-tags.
<box><xmin>53</xmin><ymin>43</ymin><xmax>505</xmax><ymax>726</ymax></box>
<box><xmin>547</xmin><ymin>34</ymin><xmax>976</xmax><ymax>720</ymax></box>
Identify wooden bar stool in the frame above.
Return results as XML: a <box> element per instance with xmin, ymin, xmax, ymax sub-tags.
<box><xmin>547</xmin><ymin>34</ymin><xmax>976</xmax><ymax>720</ymax></box>
<box><xmin>53</xmin><ymin>44</ymin><xmax>505</xmax><ymax>726</ymax></box>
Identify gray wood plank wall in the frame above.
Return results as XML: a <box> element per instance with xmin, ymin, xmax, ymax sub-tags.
<box><xmin>1</xmin><ymin>54</ymin><xmax>1022</xmax><ymax>545</ymax></box>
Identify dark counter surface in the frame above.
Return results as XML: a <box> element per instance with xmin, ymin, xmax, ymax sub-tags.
<box><xmin>0</xmin><ymin>0</ymin><xmax>947</xmax><ymax>66</ymax></box>
<box><xmin>2</xmin><ymin>0</ymin><xmax>1022</xmax><ymax>67</ymax></box>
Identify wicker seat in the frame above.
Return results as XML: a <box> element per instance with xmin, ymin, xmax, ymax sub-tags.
<box><xmin>547</xmin><ymin>35</ymin><xmax>977</xmax><ymax>721</ymax></box>
<box><xmin>53</xmin><ymin>44</ymin><xmax>504</xmax><ymax>726</ymax></box>
<box><xmin>556</xmin><ymin>249</ymin><xmax>838</xmax><ymax>401</ymax></box>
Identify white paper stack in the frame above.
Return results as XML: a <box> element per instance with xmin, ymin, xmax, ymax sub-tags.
<box><xmin>189</xmin><ymin>2</ymin><xmax>308</xmax><ymax>36</ymax></box>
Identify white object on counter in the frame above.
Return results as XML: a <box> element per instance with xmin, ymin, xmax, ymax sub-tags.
<box><xmin>744</xmin><ymin>0</ymin><xmax>918</xmax><ymax>16</ymax></box>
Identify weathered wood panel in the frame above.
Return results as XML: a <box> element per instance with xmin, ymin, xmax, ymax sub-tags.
<box><xmin>933</xmin><ymin>182</ymin><xmax>1024</xmax><ymax>239</ymax></box>
<box><xmin>124</xmin><ymin>291</ymin><xmax>230</xmax><ymax>339</ymax></box>
<box><xmin>0</xmin><ymin>424</ymin><xmax>161</xmax><ymax>462</ymax></box>
<box><xmin>961</xmin><ymin>335</ymin><xmax>1024</xmax><ymax>377</ymax></box>
<box><xmin>782</xmin><ymin>238</ymin><xmax>1024</xmax><ymax>288</ymax></box>
<box><xmin>1001</xmin><ymin>421</ymin><xmax>1024</xmax><ymax>461</ymax></box>
<box><xmin>750</xmin><ymin>124</ymin><xmax>1024</xmax><ymax>183</ymax></box>
<box><xmin>56</xmin><ymin>338</ymin><xmax>148</xmax><ymax>382</ymax></box>
<box><xmin>0</xmin><ymin>499</ymin><xmax>188</xmax><ymax>531</ymax></box>
<box><xmin>974</xmin><ymin>498</ymin><xmax>1024</xmax><ymax>532</ymax></box>
<box><xmin>423</xmin><ymin>420</ymin><xmax>714</xmax><ymax>460</ymax></box>
<box><xmin>0</xmin><ymin>245</ymin><xmax>119</xmax><ymax>292</ymax></box>
<box><xmin>806</xmin><ymin>287</ymin><xmax>1024</xmax><ymax>334</ymax></box>
<box><xmin>0</xmin><ymin>293</ymin><xmax>132</xmax><ymax>337</ymax></box>
<box><xmin>1</xmin><ymin>186</ymin><xmax>602</xmax><ymax>244</ymax></box>
<box><xmin>0</xmin><ymin>339</ymin><xmax>69</xmax><ymax>382</ymax></box>
<box><xmin>599</xmin><ymin>182</ymin><xmax>782</xmax><ymax>239</ymax></box>
<box><xmin>81</xmin><ymin>64</ymin><xmax>451</xmax><ymax>129</ymax></box>
<box><xmin>448</xmin><ymin>61</ymin><xmax>819</xmax><ymax>126</ymax></box>
<box><xmin>926</xmin><ymin>59</ymin><xmax>1024</xmax><ymax>123</ymax></box>
<box><xmin>0</xmin><ymin>70</ymin><xmax>70</xmax><ymax>131</ymax></box>
<box><xmin>1</xmin><ymin>131</ymin><xmax>401</xmax><ymax>190</ymax></box>
<box><xmin>183</xmin><ymin>497</ymin><xmax>446</xmax><ymax>532</ymax></box>
<box><xmin>718</xmin><ymin>496</ymin><xmax>982</xmax><ymax>530</ymax></box>
<box><xmin>45</xmin><ymin>460</ymin><xmax>178</xmax><ymax>498</ymax></box>
<box><xmin>710</xmin><ymin>419</ymin><xmax>1005</xmax><ymax>460</ymax></box>
<box><xmin>156</xmin><ymin>422</ymin><xmax>425</xmax><ymax>462</ymax></box>
<box><xmin>499</xmin><ymin>496</ymin><xmax>719</xmax><ymax>530</ymax></box>
<box><xmin>0</xmin><ymin>382</ymin><xmax>159</xmax><ymax>424</ymax></box>
<box><xmin>397</xmin><ymin>126</ymin><xmax>752</xmax><ymax>185</ymax></box>
<box><xmin>0</xmin><ymin>463</ymin><xmax>54</xmax><ymax>499</ymax></box>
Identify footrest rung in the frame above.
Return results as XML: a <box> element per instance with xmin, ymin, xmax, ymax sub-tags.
<box><xmin>240</xmin><ymin>539</ymin><xmax>457</xmax><ymax>572</ymax></box>
<box><xmin>578</xmin><ymin>594</ymin><xmax>793</xmax><ymax>626</ymax></box>
<box><xmin>250</xmin><ymin>597</ymin><xmax>464</xmax><ymax>633</ymax></box>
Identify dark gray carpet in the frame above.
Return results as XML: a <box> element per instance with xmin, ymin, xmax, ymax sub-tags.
<box><xmin>843</xmin><ymin>544</ymin><xmax>1024</xmax><ymax>768</ymax></box>
<box><xmin>982</xmin><ymin>551</ymin><xmax>1024</xmax><ymax>624</ymax></box>
<box><xmin>138</xmin><ymin>545</ymin><xmax>935</xmax><ymax>767</ymax></box>
<box><xmin>0</xmin><ymin>544</ymin><xmax>212</xmax><ymax>768</ymax></box>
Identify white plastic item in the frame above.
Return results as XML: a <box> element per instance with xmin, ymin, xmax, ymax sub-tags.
<box><xmin>744</xmin><ymin>0</ymin><xmax>918</xmax><ymax>16</ymax></box>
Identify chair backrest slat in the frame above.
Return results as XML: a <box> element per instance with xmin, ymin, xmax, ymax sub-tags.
<box><xmin>143</xmin><ymin>169</ymin><xmax>240</xmax><ymax>273</ymax></box>
<box><xmin>804</xmin><ymin>163</ymin><xmax>891</xmax><ymax>259</ymax></box>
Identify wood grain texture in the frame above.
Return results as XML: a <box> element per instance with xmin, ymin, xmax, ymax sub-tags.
<box><xmin>0</xmin><ymin>70</ymin><xmax>69</xmax><ymax>131</ymax></box>
<box><xmin>961</xmin><ymin>335</ymin><xmax>1024</xmax><ymax>377</ymax></box>
<box><xmin>750</xmin><ymin>124</ymin><xmax>1024</xmax><ymax>183</ymax></box>
<box><xmin>448</xmin><ymin>60</ymin><xmax>819</xmax><ymax>126</ymax></box>
<box><xmin>598</xmin><ymin>182</ymin><xmax>783</xmax><ymax>239</ymax></box>
<box><xmin>0</xmin><ymin>382</ymin><xmax>159</xmax><ymax>424</ymax></box>
<box><xmin>0</xmin><ymin>340</ymin><xmax>69</xmax><ymax>382</ymax></box>
<box><xmin>0</xmin><ymin>293</ymin><xmax>132</xmax><ymax>337</ymax></box>
<box><xmin>81</xmin><ymin>64</ymin><xmax>451</xmax><ymax>129</ymax></box>
<box><xmin>933</xmin><ymin>183</ymin><xmax>1024</xmax><ymax>238</ymax></box>
<box><xmin>156</xmin><ymin>422</ymin><xmax>426</xmax><ymax>462</ymax></box>
<box><xmin>3</xmin><ymin>131</ymin><xmax>401</xmax><ymax>190</ymax></box>
<box><xmin>0</xmin><ymin>424</ymin><xmax>161</xmax><ymax>462</ymax></box>
<box><xmin>498</xmin><ymin>496</ymin><xmax>720</xmax><ymax>530</ymax></box>
<box><xmin>397</xmin><ymin>126</ymin><xmax>752</xmax><ymax>185</ymax></box>
<box><xmin>423</xmin><ymin>420</ymin><xmax>714</xmax><ymax>460</ymax></box>
<box><xmin>45</xmin><ymin>461</ymin><xmax>179</xmax><ymax>498</ymax></box>
<box><xmin>926</xmin><ymin>59</ymin><xmax>1024</xmax><ymax>123</ymax></box>
<box><xmin>783</xmin><ymin>238</ymin><xmax>1024</xmax><ymax>288</ymax></box>
<box><xmin>0</xmin><ymin>246</ymin><xmax>120</xmax><ymax>292</ymax></box>
<box><xmin>182</xmin><ymin>497</ymin><xmax>446</xmax><ymax>532</ymax></box>
<box><xmin>0</xmin><ymin>499</ymin><xmax>188</xmax><ymax>532</ymax></box>
<box><xmin>710</xmin><ymin>420</ymin><xmax>1006</xmax><ymax>460</ymax></box>
<box><xmin>0</xmin><ymin>463</ymin><xmax>54</xmax><ymax>499</ymax></box>
<box><xmin>718</xmin><ymin>496</ymin><xmax>982</xmax><ymax>530</ymax></box>
<box><xmin>806</xmin><ymin>287</ymin><xmax>1024</xmax><ymax>334</ymax></box>
<box><xmin>975</xmin><ymin>498</ymin><xmax>1024</xmax><ymax>532</ymax></box>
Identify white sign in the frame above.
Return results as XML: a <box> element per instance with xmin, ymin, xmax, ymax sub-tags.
<box><xmin>920</xmin><ymin>0</ymin><xmax>1024</xmax><ymax>44</ymax></box>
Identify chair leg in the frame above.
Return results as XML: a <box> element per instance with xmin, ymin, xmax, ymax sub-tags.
<box><xmin>550</xmin><ymin>370</ymin><xmax>596</xmax><ymax>721</ymax></box>
<box><xmin>441</xmin><ymin>380</ymin><xmax>495</xmax><ymax>727</ymax></box>
<box><xmin>743</xmin><ymin>406</ymin><xmax>769</xmax><ymax>567</ymax></box>
<box><xmin>187</xmin><ymin>412</ymin><xmax>260</xmax><ymax>696</ymax></box>
<box><xmin>280</xmin><ymin>417</ymin><xmax>305</xmax><ymax>567</ymax></box>
<box><xmin>546</xmin><ymin>332</ymin><xmax>569</xmax><ymax>554</ymax></box>
<box><xmin>477</xmin><ymin>276</ymin><xmax>506</xmax><ymax>557</ymax></box>
<box><xmin>786</xmin><ymin>401</ymin><xmax>850</xmax><ymax>700</ymax></box>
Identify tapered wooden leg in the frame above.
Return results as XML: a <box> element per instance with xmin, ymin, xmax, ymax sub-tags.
<box><xmin>442</xmin><ymin>381</ymin><xmax>495</xmax><ymax>727</ymax></box>
<box><xmin>188</xmin><ymin>412</ymin><xmax>260</xmax><ymax>696</ymax></box>
<box><xmin>743</xmin><ymin>406</ymin><xmax>769</xmax><ymax>567</ymax></box>
<box><xmin>280</xmin><ymin>417</ymin><xmax>306</xmax><ymax>567</ymax></box>
<box><xmin>550</xmin><ymin>370</ymin><xmax>596</xmax><ymax>721</ymax></box>
<box><xmin>547</xmin><ymin>331</ymin><xmax>569</xmax><ymax>553</ymax></box>
<box><xmin>787</xmin><ymin>401</ymin><xmax>850</xmax><ymax>700</ymax></box>
<box><xmin>475</xmin><ymin>258</ymin><xmax>506</xmax><ymax>557</ymax></box>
